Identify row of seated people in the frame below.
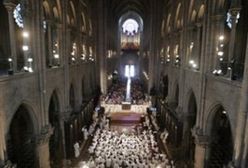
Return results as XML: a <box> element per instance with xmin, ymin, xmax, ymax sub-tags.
<box><xmin>79</xmin><ymin>110</ymin><xmax>174</xmax><ymax>168</ymax></box>
<box><xmin>102</xmin><ymin>79</ymin><xmax>146</xmax><ymax>105</ymax></box>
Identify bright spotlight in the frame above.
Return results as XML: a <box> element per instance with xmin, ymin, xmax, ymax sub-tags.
<box><xmin>22</xmin><ymin>31</ymin><xmax>29</xmax><ymax>38</ymax></box>
<box><xmin>22</xmin><ymin>45</ymin><xmax>29</xmax><ymax>51</ymax></box>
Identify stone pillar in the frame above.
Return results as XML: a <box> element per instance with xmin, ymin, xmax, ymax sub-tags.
<box><xmin>97</xmin><ymin>0</ymin><xmax>107</xmax><ymax>94</ymax></box>
<box><xmin>241</xmin><ymin>123</ymin><xmax>248</xmax><ymax>168</ymax></box>
<box><xmin>195</xmin><ymin>23</ymin><xmax>203</xmax><ymax>69</ymax></box>
<box><xmin>148</xmin><ymin>0</ymin><xmax>162</xmax><ymax>92</ymax></box>
<box><xmin>4</xmin><ymin>2</ymin><xmax>17</xmax><ymax>72</ymax></box>
<box><xmin>194</xmin><ymin>142</ymin><xmax>208</xmax><ymax>168</ymax></box>
<box><xmin>233</xmin><ymin>35</ymin><xmax>248</xmax><ymax>167</ymax></box>
<box><xmin>60</xmin><ymin>112</ymin><xmax>72</xmax><ymax>167</ymax></box>
<box><xmin>0</xmin><ymin>117</ymin><xmax>5</xmax><ymax>164</ymax></box>
<box><xmin>193</xmin><ymin>128</ymin><xmax>210</xmax><ymax>168</ymax></box>
<box><xmin>46</xmin><ymin>21</ymin><xmax>53</xmax><ymax>67</ymax></box>
<box><xmin>36</xmin><ymin>126</ymin><xmax>53</xmax><ymax>168</ymax></box>
<box><xmin>56</xmin><ymin>23</ymin><xmax>62</xmax><ymax>66</ymax></box>
<box><xmin>178</xmin><ymin>29</ymin><xmax>186</xmax><ymax>112</ymax></box>
<box><xmin>61</xmin><ymin>0</ymin><xmax>72</xmax><ymax>161</ymax></box>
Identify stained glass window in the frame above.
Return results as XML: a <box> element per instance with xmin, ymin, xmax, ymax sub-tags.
<box><xmin>122</xmin><ymin>19</ymin><xmax>139</xmax><ymax>36</ymax></box>
<box><xmin>13</xmin><ymin>4</ymin><xmax>24</xmax><ymax>28</ymax></box>
<box><xmin>226</xmin><ymin>11</ymin><xmax>240</xmax><ymax>29</ymax></box>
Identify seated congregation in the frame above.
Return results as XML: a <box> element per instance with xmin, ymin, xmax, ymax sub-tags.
<box><xmin>102</xmin><ymin>79</ymin><xmax>147</xmax><ymax>105</ymax></box>
<box><xmin>78</xmin><ymin>110</ymin><xmax>173</xmax><ymax>168</ymax></box>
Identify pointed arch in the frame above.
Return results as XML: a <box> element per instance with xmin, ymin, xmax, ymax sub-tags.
<box><xmin>89</xmin><ymin>19</ymin><xmax>92</xmax><ymax>36</ymax></box>
<box><xmin>7</xmin><ymin>104</ymin><xmax>38</xmax><ymax>167</ymax></box>
<box><xmin>81</xmin><ymin>12</ymin><xmax>87</xmax><ymax>32</ymax></box>
<box><xmin>175</xmin><ymin>3</ymin><xmax>181</xmax><ymax>28</ymax></box>
<box><xmin>48</xmin><ymin>90</ymin><xmax>63</xmax><ymax>167</ymax></box>
<box><xmin>56</xmin><ymin>0</ymin><xmax>62</xmax><ymax>21</ymax></box>
<box><xmin>166</xmin><ymin>13</ymin><xmax>171</xmax><ymax>33</ymax></box>
<box><xmin>161</xmin><ymin>19</ymin><xmax>165</xmax><ymax>36</ymax></box>
<box><xmin>53</xmin><ymin>7</ymin><xmax>59</xmax><ymax>20</ymax></box>
<box><xmin>191</xmin><ymin>10</ymin><xmax>197</xmax><ymax>22</ymax></box>
<box><xmin>198</xmin><ymin>4</ymin><xmax>205</xmax><ymax>20</ymax></box>
<box><xmin>43</xmin><ymin>1</ymin><xmax>51</xmax><ymax>19</ymax></box>
<box><xmin>188</xmin><ymin>0</ymin><xmax>195</xmax><ymax>21</ymax></box>
<box><xmin>69</xmin><ymin>1</ymin><xmax>77</xmax><ymax>25</ymax></box>
<box><xmin>205</xmin><ymin>104</ymin><xmax>234</xmax><ymax>167</ymax></box>
<box><xmin>184</xmin><ymin>89</ymin><xmax>198</xmax><ymax>165</ymax></box>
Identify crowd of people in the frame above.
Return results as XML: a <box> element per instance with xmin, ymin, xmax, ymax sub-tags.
<box><xmin>79</xmin><ymin>114</ymin><xmax>174</xmax><ymax>168</ymax></box>
<box><xmin>102</xmin><ymin>79</ymin><xmax>147</xmax><ymax>105</ymax></box>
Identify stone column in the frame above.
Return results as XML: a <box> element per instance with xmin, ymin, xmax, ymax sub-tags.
<box><xmin>97</xmin><ymin>0</ymin><xmax>107</xmax><ymax>94</ymax></box>
<box><xmin>57</xmin><ymin>23</ymin><xmax>62</xmax><ymax>66</ymax></box>
<box><xmin>194</xmin><ymin>138</ymin><xmax>209</xmax><ymax>168</ymax></box>
<box><xmin>4</xmin><ymin>2</ymin><xmax>17</xmax><ymax>72</ymax></box>
<box><xmin>60</xmin><ymin>112</ymin><xmax>72</xmax><ymax>167</ymax></box>
<box><xmin>241</xmin><ymin>124</ymin><xmax>248</xmax><ymax>168</ymax></box>
<box><xmin>0</xmin><ymin>117</ymin><xmax>5</xmax><ymax>164</ymax></box>
<box><xmin>148</xmin><ymin>0</ymin><xmax>162</xmax><ymax>92</ymax></box>
<box><xmin>193</xmin><ymin>128</ymin><xmax>210</xmax><ymax>168</ymax></box>
<box><xmin>233</xmin><ymin>35</ymin><xmax>248</xmax><ymax>167</ymax></box>
<box><xmin>46</xmin><ymin>21</ymin><xmax>53</xmax><ymax>67</ymax></box>
<box><xmin>195</xmin><ymin>23</ymin><xmax>203</xmax><ymax>69</ymax></box>
<box><xmin>178</xmin><ymin>28</ymin><xmax>186</xmax><ymax>112</ymax></box>
<box><xmin>36</xmin><ymin>126</ymin><xmax>53</xmax><ymax>168</ymax></box>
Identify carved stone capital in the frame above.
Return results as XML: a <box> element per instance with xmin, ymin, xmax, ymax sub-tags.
<box><xmin>3</xmin><ymin>1</ymin><xmax>16</xmax><ymax>12</ymax></box>
<box><xmin>37</xmin><ymin>125</ymin><xmax>53</xmax><ymax>145</ymax></box>
<box><xmin>192</xmin><ymin>127</ymin><xmax>210</xmax><ymax>147</ymax></box>
<box><xmin>60</xmin><ymin>109</ymin><xmax>72</xmax><ymax>122</ymax></box>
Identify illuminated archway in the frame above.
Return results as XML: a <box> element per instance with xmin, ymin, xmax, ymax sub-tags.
<box><xmin>119</xmin><ymin>11</ymin><xmax>143</xmax><ymax>51</ymax></box>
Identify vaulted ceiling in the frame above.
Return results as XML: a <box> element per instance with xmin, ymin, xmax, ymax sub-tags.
<box><xmin>109</xmin><ymin>0</ymin><xmax>151</xmax><ymax>22</ymax></box>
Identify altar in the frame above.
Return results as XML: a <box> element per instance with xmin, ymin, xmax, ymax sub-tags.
<box><xmin>122</xmin><ymin>101</ymin><xmax>131</xmax><ymax>110</ymax></box>
<box><xmin>101</xmin><ymin>101</ymin><xmax>150</xmax><ymax>114</ymax></box>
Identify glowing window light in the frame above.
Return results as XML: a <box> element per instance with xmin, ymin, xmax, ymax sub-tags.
<box><xmin>219</xmin><ymin>35</ymin><xmax>224</xmax><ymax>41</ymax></box>
<box><xmin>218</xmin><ymin>51</ymin><xmax>224</xmax><ymax>56</ymax></box>
<box><xmin>189</xmin><ymin>60</ymin><xmax>194</xmax><ymax>65</ymax></box>
<box><xmin>125</xmin><ymin>65</ymin><xmax>135</xmax><ymax>77</ymax></box>
<box><xmin>22</xmin><ymin>31</ymin><xmax>29</xmax><ymax>38</ymax></box>
<box><xmin>28</xmin><ymin>58</ymin><xmax>33</xmax><ymax>62</ymax></box>
<box><xmin>22</xmin><ymin>45</ymin><xmax>29</xmax><ymax>51</ymax></box>
<box><xmin>226</xmin><ymin>12</ymin><xmax>240</xmax><ymax>29</ymax></box>
<box><xmin>125</xmin><ymin>65</ymin><xmax>129</xmax><ymax>77</ymax></box>
<box><xmin>122</xmin><ymin>19</ymin><xmax>139</xmax><ymax>35</ymax></box>
<box><xmin>54</xmin><ymin>54</ymin><xmax>59</xmax><ymax>59</ymax></box>
<box><xmin>13</xmin><ymin>4</ymin><xmax>24</xmax><ymax>28</ymax></box>
<box><xmin>130</xmin><ymin>65</ymin><xmax>135</xmax><ymax>77</ymax></box>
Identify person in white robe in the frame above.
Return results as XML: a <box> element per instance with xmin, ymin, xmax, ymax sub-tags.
<box><xmin>73</xmin><ymin>142</ymin><xmax>80</xmax><ymax>158</ymax></box>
